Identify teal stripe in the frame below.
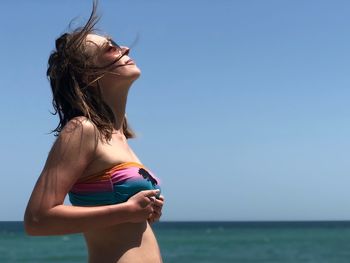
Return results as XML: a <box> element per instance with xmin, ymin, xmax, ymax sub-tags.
<box><xmin>68</xmin><ymin>192</ymin><xmax>115</xmax><ymax>206</ymax></box>
<box><xmin>69</xmin><ymin>179</ymin><xmax>161</xmax><ymax>206</ymax></box>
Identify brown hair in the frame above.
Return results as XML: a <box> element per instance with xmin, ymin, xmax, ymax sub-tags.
<box><xmin>47</xmin><ymin>0</ymin><xmax>136</xmax><ymax>140</ymax></box>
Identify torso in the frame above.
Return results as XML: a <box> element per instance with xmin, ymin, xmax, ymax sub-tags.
<box><xmin>79</xmin><ymin>132</ymin><xmax>162</xmax><ymax>263</ymax></box>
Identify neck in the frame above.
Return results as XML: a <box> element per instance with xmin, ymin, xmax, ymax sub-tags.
<box><xmin>100</xmin><ymin>82</ymin><xmax>131</xmax><ymax>134</ymax></box>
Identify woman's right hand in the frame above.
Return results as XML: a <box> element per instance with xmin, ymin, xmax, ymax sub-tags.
<box><xmin>126</xmin><ymin>190</ymin><xmax>160</xmax><ymax>223</ymax></box>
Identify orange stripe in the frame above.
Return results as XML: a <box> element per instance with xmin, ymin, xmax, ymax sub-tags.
<box><xmin>77</xmin><ymin>162</ymin><xmax>146</xmax><ymax>183</ymax></box>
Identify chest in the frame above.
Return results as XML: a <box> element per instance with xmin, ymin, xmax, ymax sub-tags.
<box><xmin>85</xmin><ymin>135</ymin><xmax>141</xmax><ymax>177</ymax></box>
<box><xmin>69</xmin><ymin>162</ymin><xmax>161</xmax><ymax>206</ymax></box>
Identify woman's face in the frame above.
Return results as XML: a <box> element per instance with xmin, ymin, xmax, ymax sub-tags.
<box><xmin>85</xmin><ymin>34</ymin><xmax>141</xmax><ymax>83</ymax></box>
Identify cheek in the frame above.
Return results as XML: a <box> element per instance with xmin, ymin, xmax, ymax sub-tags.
<box><xmin>97</xmin><ymin>53</ymin><xmax>120</xmax><ymax>67</ymax></box>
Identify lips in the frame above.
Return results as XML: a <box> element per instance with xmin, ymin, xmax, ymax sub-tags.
<box><xmin>125</xmin><ymin>59</ymin><xmax>135</xmax><ymax>65</ymax></box>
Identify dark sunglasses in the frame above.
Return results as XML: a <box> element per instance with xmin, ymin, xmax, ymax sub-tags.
<box><xmin>109</xmin><ymin>39</ymin><xmax>121</xmax><ymax>49</ymax></box>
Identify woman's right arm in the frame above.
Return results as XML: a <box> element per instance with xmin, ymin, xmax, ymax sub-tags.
<box><xmin>24</xmin><ymin>118</ymin><xmax>158</xmax><ymax>236</ymax></box>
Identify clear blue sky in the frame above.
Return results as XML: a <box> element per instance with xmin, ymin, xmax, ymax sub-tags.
<box><xmin>1</xmin><ymin>0</ymin><xmax>350</xmax><ymax>221</ymax></box>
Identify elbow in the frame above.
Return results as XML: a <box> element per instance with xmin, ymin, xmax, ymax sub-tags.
<box><xmin>24</xmin><ymin>212</ymin><xmax>46</xmax><ymax>236</ymax></box>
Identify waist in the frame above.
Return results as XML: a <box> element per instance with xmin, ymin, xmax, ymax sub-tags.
<box><xmin>85</xmin><ymin>221</ymin><xmax>162</xmax><ymax>263</ymax></box>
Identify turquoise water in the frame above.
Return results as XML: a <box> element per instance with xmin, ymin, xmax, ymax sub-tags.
<box><xmin>1</xmin><ymin>221</ymin><xmax>350</xmax><ymax>262</ymax></box>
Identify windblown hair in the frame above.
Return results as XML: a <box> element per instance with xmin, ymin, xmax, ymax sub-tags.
<box><xmin>47</xmin><ymin>0</ymin><xmax>136</xmax><ymax>140</ymax></box>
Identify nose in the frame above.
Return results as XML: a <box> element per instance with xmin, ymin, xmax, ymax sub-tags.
<box><xmin>121</xmin><ymin>46</ymin><xmax>130</xmax><ymax>56</ymax></box>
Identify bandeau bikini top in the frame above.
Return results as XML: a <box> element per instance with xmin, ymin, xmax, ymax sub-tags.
<box><xmin>69</xmin><ymin>162</ymin><xmax>161</xmax><ymax>206</ymax></box>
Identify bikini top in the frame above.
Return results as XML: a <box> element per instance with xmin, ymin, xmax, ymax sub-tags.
<box><xmin>68</xmin><ymin>162</ymin><xmax>161</xmax><ymax>206</ymax></box>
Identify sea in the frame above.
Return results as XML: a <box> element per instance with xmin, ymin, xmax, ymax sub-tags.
<box><xmin>1</xmin><ymin>221</ymin><xmax>350</xmax><ymax>263</ymax></box>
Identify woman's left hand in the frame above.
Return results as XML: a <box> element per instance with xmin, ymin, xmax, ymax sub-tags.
<box><xmin>148</xmin><ymin>195</ymin><xmax>164</xmax><ymax>224</ymax></box>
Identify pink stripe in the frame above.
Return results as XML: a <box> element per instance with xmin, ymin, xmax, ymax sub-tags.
<box><xmin>110</xmin><ymin>166</ymin><xmax>160</xmax><ymax>185</ymax></box>
<box><xmin>71</xmin><ymin>181</ymin><xmax>112</xmax><ymax>193</ymax></box>
<box><xmin>110</xmin><ymin>167</ymin><xmax>141</xmax><ymax>183</ymax></box>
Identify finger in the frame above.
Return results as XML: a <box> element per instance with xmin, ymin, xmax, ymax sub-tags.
<box><xmin>149</xmin><ymin>209</ymin><xmax>162</xmax><ymax>222</ymax></box>
<box><xmin>150</xmin><ymin>209</ymin><xmax>162</xmax><ymax>218</ymax></box>
<box><xmin>152</xmin><ymin>206</ymin><xmax>161</xmax><ymax>214</ymax></box>
<box><xmin>152</xmin><ymin>212</ymin><xmax>162</xmax><ymax>222</ymax></box>
<box><xmin>143</xmin><ymin>189</ymin><xmax>160</xmax><ymax>198</ymax></box>
<box><xmin>148</xmin><ymin>212</ymin><xmax>155</xmax><ymax>222</ymax></box>
<box><xmin>152</xmin><ymin>204</ymin><xmax>162</xmax><ymax>211</ymax></box>
<box><xmin>158</xmin><ymin>195</ymin><xmax>165</xmax><ymax>201</ymax></box>
<box><xmin>156</xmin><ymin>213</ymin><xmax>162</xmax><ymax>221</ymax></box>
<box><xmin>152</xmin><ymin>205</ymin><xmax>163</xmax><ymax>214</ymax></box>
<box><xmin>149</xmin><ymin>196</ymin><xmax>156</xmax><ymax>203</ymax></box>
<box><xmin>155</xmin><ymin>210</ymin><xmax>162</xmax><ymax>217</ymax></box>
<box><xmin>153</xmin><ymin>199</ymin><xmax>163</xmax><ymax>207</ymax></box>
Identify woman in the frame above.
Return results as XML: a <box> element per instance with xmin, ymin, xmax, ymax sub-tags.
<box><xmin>24</xmin><ymin>2</ymin><xmax>164</xmax><ymax>262</ymax></box>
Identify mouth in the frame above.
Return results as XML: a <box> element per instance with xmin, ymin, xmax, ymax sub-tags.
<box><xmin>125</xmin><ymin>59</ymin><xmax>135</xmax><ymax>65</ymax></box>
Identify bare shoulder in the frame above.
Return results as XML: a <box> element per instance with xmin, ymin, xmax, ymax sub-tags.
<box><xmin>46</xmin><ymin>117</ymin><xmax>100</xmax><ymax>169</ymax></box>
<box><xmin>57</xmin><ymin>117</ymin><xmax>99</xmax><ymax>148</ymax></box>
<box><xmin>61</xmin><ymin>116</ymin><xmax>98</xmax><ymax>138</ymax></box>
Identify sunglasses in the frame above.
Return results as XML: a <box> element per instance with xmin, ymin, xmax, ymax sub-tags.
<box><xmin>110</xmin><ymin>39</ymin><xmax>121</xmax><ymax>48</ymax></box>
<box><xmin>104</xmin><ymin>38</ymin><xmax>123</xmax><ymax>54</ymax></box>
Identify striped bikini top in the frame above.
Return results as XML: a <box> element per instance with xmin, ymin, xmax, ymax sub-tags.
<box><xmin>68</xmin><ymin>162</ymin><xmax>161</xmax><ymax>206</ymax></box>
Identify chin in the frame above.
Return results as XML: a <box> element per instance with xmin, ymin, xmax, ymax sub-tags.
<box><xmin>128</xmin><ymin>66</ymin><xmax>141</xmax><ymax>81</ymax></box>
